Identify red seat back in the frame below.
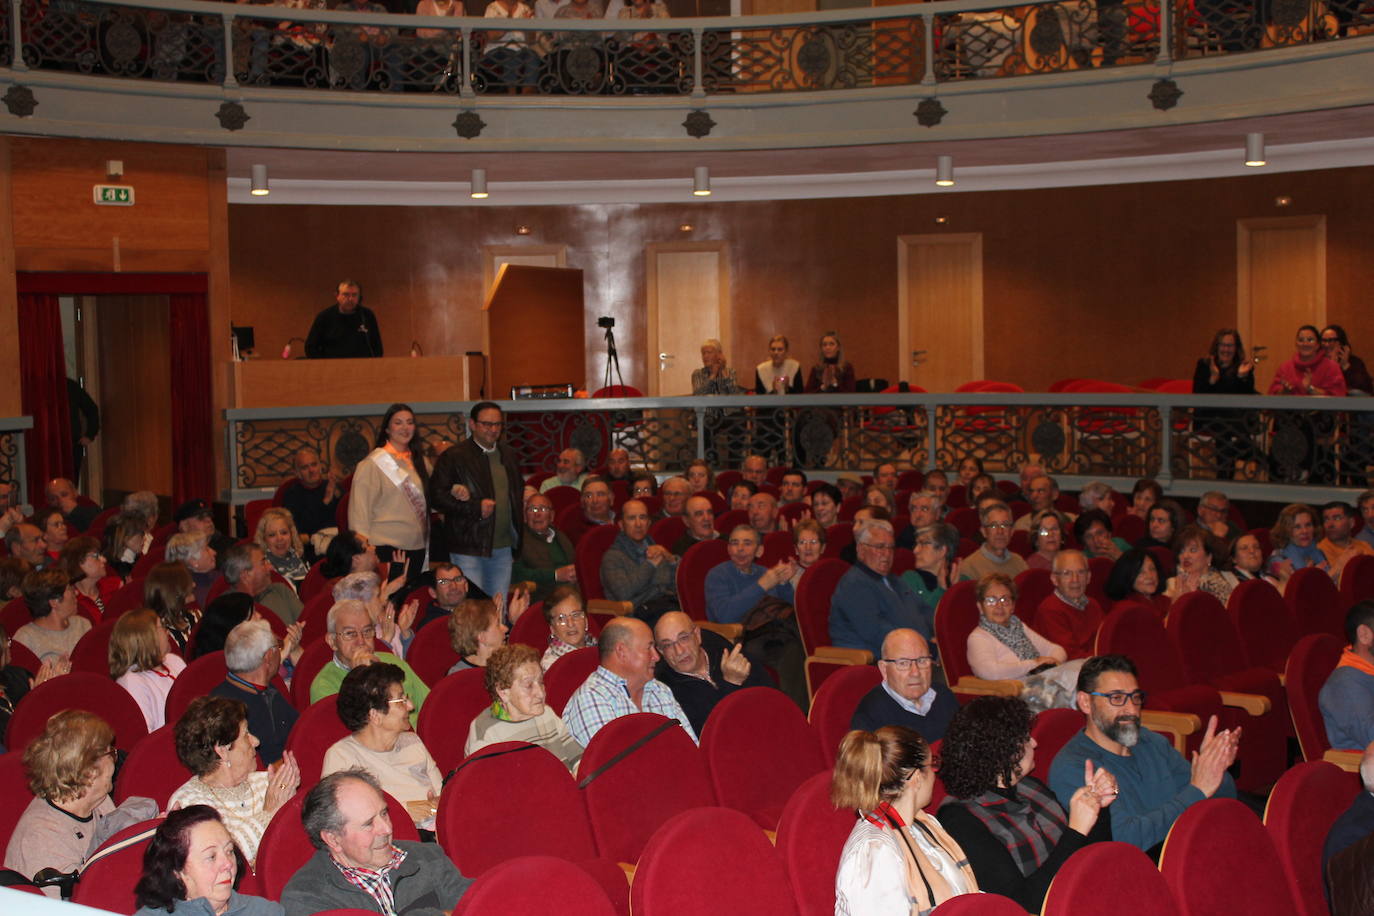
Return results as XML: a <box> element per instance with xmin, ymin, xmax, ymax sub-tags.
<box><xmin>438</xmin><ymin>742</ymin><xmax>598</xmax><ymax>876</ymax></box>
<box><xmin>700</xmin><ymin>688</ymin><xmax>827</xmax><ymax>830</ymax></box>
<box><xmin>573</xmin><ymin>524</ymin><xmax>620</xmax><ymax>602</ymax></box>
<box><xmin>762</xmin><ymin>530</ymin><xmax>796</xmax><ymax>567</ymax></box>
<box><xmin>298</xmin><ymin>590</ymin><xmax>337</xmax><ymax>647</ymax></box>
<box><xmin>1167</xmin><ymin>591</ymin><xmax>1251</xmax><ymax>685</ymax></box>
<box><xmin>1263</xmin><ymin>761</ymin><xmax>1361</xmax><ymax>916</ymax></box>
<box><xmin>102</xmin><ymin>578</ymin><xmax>149</xmax><ymax>620</ymax></box>
<box><xmin>946</xmin><ymin>507</ymin><xmax>980</xmax><ymax>540</ymax></box>
<box><xmin>1114</xmin><ymin>513</ymin><xmax>1147</xmax><ymax>545</ymax></box>
<box><xmin>284</xmin><ymin>694</ymin><xmax>349</xmax><ymax>785</ymax></box>
<box><xmin>821</xmin><ymin>524</ymin><xmax>853</xmax><ymax>560</ymax></box>
<box><xmin>0</xmin><ymin>596</ymin><xmax>29</xmax><ymax>637</ymax></box>
<box><xmin>1160</xmin><ymin>798</ymin><xmax>1298</xmax><ymax>916</ymax></box>
<box><xmin>1228</xmin><ymin>579</ymin><xmax>1300</xmax><ymax>674</ymax></box>
<box><xmin>1286</xmin><ymin>567</ymin><xmax>1346</xmax><ymax>638</ymax></box>
<box><xmin>510</xmin><ymin>605</ymin><xmax>551</xmax><ymax>651</ymax></box>
<box><xmin>1094</xmin><ymin>601</ymin><xmax>1191</xmax><ymax>694</ymax></box>
<box><xmin>5</xmin><ymin>671</ymin><xmax>148</xmax><ymax>753</ymax></box>
<box><xmin>676</xmin><ymin>539</ymin><xmax>729</xmax><ymax>621</ymax></box>
<box><xmin>580</xmin><ymin>713</ymin><xmax>714</xmax><ymax>864</ymax></box>
<box><xmin>632</xmin><ymin>806</ymin><xmax>796</xmax><ymax>916</ymax></box>
<box><xmin>298</xmin><ymin>560</ymin><xmax>335</xmax><ymax>603</ymax></box>
<box><xmin>70</xmin><ymin>817</ymin><xmax>164</xmax><ymax>914</ymax></box>
<box><xmin>713</xmin><ymin>509</ymin><xmax>749</xmax><ymax>536</ymax></box>
<box><xmin>932</xmin><ymin>580</ymin><xmax>980</xmax><ymax>685</ymax></box>
<box><xmin>808</xmin><ymin>664</ymin><xmax>882</xmax><ymax>761</ymax></box>
<box><xmin>544</xmin><ymin>646</ymin><xmax>600</xmax><ymax>716</ymax></box>
<box><xmin>1284</xmin><ymin>633</ymin><xmax>1345</xmax><ymax>760</ymax></box>
<box><xmin>70</xmin><ymin>617</ymin><xmax>121</xmax><ymax>676</ymax></box>
<box><xmin>776</xmin><ymin>770</ymin><xmax>852</xmax><ymax>916</ymax></box>
<box><xmin>1340</xmin><ymin>553</ymin><xmax>1374</xmax><ymax>607</ymax></box>
<box><xmin>416</xmin><ymin>668</ymin><xmax>491</xmax><ymax>776</ymax></box>
<box><xmin>405</xmin><ymin>617</ymin><xmax>461</xmax><ymax>688</ymax></box>
<box><xmin>1043</xmin><ymin>841</ymin><xmax>1180</xmax><ymax>916</ymax></box>
<box><xmin>648</xmin><ymin>516</ymin><xmax>686</xmax><ymax>552</ymax></box>
<box><xmin>1014</xmin><ymin>568</ymin><xmax>1053</xmax><ymax>630</ymax></box>
<box><xmin>114</xmin><ymin>724</ymin><xmax>193</xmax><ymax>808</ymax></box>
<box><xmin>131</xmin><ymin>542</ymin><xmax>169</xmax><ymax>581</ymax></box>
<box><xmin>793</xmin><ymin>559</ymin><xmax>850</xmax><ymax>655</ymax></box>
<box><xmin>0</xmin><ymin>750</ymin><xmax>34</xmax><ymax>854</ymax></box>
<box><xmin>452</xmin><ymin>855</ymin><xmax>617</xmax><ymax>916</ymax></box>
<box><xmin>1086</xmin><ymin>556</ymin><xmax>1113</xmax><ymax>606</ymax></box>
<box><xmin>291</xmin><ymin>637</ymin><xmax>335</xmax><ymax>710</ymax></box>
<box><xmin>1029</xmin><ymin>708</ymin><xmax>1085</xmax><ymax>787</ymax></box>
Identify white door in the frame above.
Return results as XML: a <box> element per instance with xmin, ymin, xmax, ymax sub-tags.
<box><xmin>1237</xmin><ymin>216</ymin><xmax>1326</xmax><ymax>394</ymax></box>
<box><xmin>646</xmin><ymin>242</ymin><xmax>731</xmax><ymax>397</ymax></box>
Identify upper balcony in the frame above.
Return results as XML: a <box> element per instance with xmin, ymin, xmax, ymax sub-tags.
<box><xmin>2</xmin><ymin>0</ymin><xmax>1373</xmax><ymax>154</ymax></box>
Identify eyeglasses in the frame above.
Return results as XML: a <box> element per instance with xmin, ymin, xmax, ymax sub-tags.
<box><xmin>796</xmin><ymin>539</ymin><xmax>821</xmax><ymax>548</ymax></box>
<box><xmin>1054</xmin><ymin>569</ymin><xmax>1089</xmax><ymax>578</ymax></box>
<box><xmin>881</xmin><ymin>656</ymin><xmax>934</xmax><ymax>670</ymax></box>
<box><xmin>387</xmin><ymin>694</ymin><xmax>412</xmax><ymax>706</ymax></box>
<box><xmin>337</xmin><ymin>625</ymin><xmax>378</xmax><ymax>641</ymax></box>
<box><xmin>1090</xmin><ymin>690</ymin><xmax>1147</xmax><ymax>707</ymax></box>
<box><xmin>863</xmin><ymin>543</ymin><xmax>895</xmax><ymax>553</ymax></box>
<box><xmin>554</xmin><ymin>611</ymin><xmax>587</xmax><ymax>625</ymax></box>
<box><xmin>1199</xmin><ymin>503</ymin><xmax>1226</xmax><ymax>514</ymax></box>
<box><xmin>436</xmin><ymin>575</ymin><xmax>466</xmax><ymax>585</ymax></box>
<box><xmin>984</xmin><ymin>522</ymin><xmax>1012</xmax><ymax>532</ymax></box>
<box><xmin>655</xmin><ymin>631</ymin><xmax>696</xmax><ymax>653</ymax></box>
<box><xmin>980</xmin><ymin>595</ymin><xmax>1014</xmax><ymax>607</ymax></box>
<box><xmin>527</xmin><ymin>506</ymin><xmax>552</xmax><ymax>514</ymax></box>
<box><xmin>914</xmin><ymin>539</ymin><xmax>937</xmax><ymax>548</ymax></box>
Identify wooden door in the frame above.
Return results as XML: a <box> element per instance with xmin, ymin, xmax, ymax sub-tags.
<box><xmin>897</xmin><ymin>233</ymin><xmax>984</xmax><ymax>392</ymax></box>
<box><xmin>96</xmin><ymin>295</ymin><xmax>172</xmax><ymax>501</ymax></box>
<box><xmin>645</xmin><ymin>242</ymin><xmax>731</xmax><ymax>397</ymax></box>
<box><xmin>1237</xmin><ymin>216</ymin><xmax>1326</xmax><ymax>394</ymax></box>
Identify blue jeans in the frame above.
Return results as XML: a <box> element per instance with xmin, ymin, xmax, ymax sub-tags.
<box><xmin>452</xmin><ymin>547</ymin><xmax>514</xmax><ymax>605</ymax></box>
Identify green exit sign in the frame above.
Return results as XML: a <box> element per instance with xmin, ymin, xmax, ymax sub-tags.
<box><xmin>92</xmin><ymin>185</ymin><xmax>135</xmax><ymax>206</ymax></box>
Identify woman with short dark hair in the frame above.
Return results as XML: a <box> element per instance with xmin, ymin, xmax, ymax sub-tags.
<box><xmin>936</xmin><ymin>696</ymin><xmax>1115</xmax><ymax>912</ymax></box>
<box><xmin>132</xmin><ymin>805</ymin><xmax>281</xmax><ymax>916</ymax></box>
<box><xmin>1104</xmin><ymin>549</ymin><xmax>1171</xmax><ymax>618</ymax></box>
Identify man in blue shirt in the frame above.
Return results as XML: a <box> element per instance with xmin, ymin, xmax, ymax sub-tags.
<box><xmin>1050</xmin><ymin>654</ymin><xmax>1238</xmax><ymax>857</ymax></box>
<box><xmin>1320</xmin><ymin>601</ymin><xmax>1374</xmax><ymax>750</ymax></box>
<box><xmin>829</xmin><ymin>520</ymin><xmax>933</xmax><ymax>660</ymax></box>
<box><xmin>704</xmin><ymin>525</ymin><xmax>796</xmax><ymax>624</ymax></box>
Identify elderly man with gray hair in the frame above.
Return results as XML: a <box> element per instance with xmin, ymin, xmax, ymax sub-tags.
<box><xmin>309</xmin><ymin>599</ymin><xmax>429</xmax><ymax>724</ymax></box>
<box><xmin>332</xmin><ymin>570</ymin><xmax>418</xmax><ymax>658</ymax></box>
<box><xmin>166</xmin><ymin>531</ymin><xmax>220</xmax><ymax>607</ymax></box>
<box><xmin>223</xmin><ymin>542</ymin><xmax>303</xmax><ymax>626</ymax></box>
<box><xmin>829</xmin><ymin>519</ymin><xmax>935</xmax><ymax>660</ymax></box>
<box><xmin>210</xmin><ymin>618</ymin><xmax>299</xmax><ymax>764</ymax></box>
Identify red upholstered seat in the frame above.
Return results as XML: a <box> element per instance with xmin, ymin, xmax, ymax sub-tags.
<box><xmin>438</xmin><ymin>742</ymin><xmax>599</xmax><ymax>875</ymax></box>
<box><xmin>405</xmin><ymin>617</ymin><xmax>461</xmax><ymax>687</ymax></box>
<box><xmin>544</xmin><ymin>485</ymin><xmax>581</xmax><ymax>515</ymax></box>
<box><xmin>700</xmin><ymin>687</ymin><xmax>827</xmax><ymax>830</ymax></box>
<box><xmin>417</xmin><ymin>668</ymin><xmax>491</xmax><ymax>776</ymax></box>
<box><xmin>579</xmin><ymin>713</ymin><xmax>714</xmax><ymax>865</ymax></box>
<box><xmin>1086</xmin><ymin>556</ymin><xmax>1112</xmax><ymax>606</ymax></box>
<box><xmin>0</xmin><ymin>750</ymin><xmax>34</xmax><ymax>854</ymax></box>
<box><xmin>1264</xmin><ymin>760</ymin><xmax>1361</xmax><ymax>916</ymax></box>
<box><xmin>793</xmin><ymin>558</ymin><xmax>864</xmax><ymax>696</ymax></box>
<box><xmin>1286</xmin><ymin>567</ymin><xmax>1345</xmax><ymax>639</ymax></box>
<box><xmin>776</xmin><ymin>770</ymin><xmax>852</xmax><ymax>916</ymax></box>
<box><xmin>131</xmin><ymin>542</ymin><xmax>169</xmax><ymax>581</ymax></box>
<box><xmin>648</xmin><ymin>515</ymin><xmax>686</xmax><ymax>552</ymax></box>
<box><xmin>1285</xmin><ymin>633</ymin><xmax>1347</xmax><ymax>760</ymax></box>
<box><xmin>808</xmin><ymin>663</ymin><xmax>881</xmax><ymax>761</ymax></box>
<box><xmin>715</xmin><ymin>470</ymin><xmax>742</xmax><ymax>494</ymax></box>
<box><xmin>1228</xmin><ymin>578</ymin><xmax>1300</xmax><ymax>675</ymax></box>
<box><xmin>298</xmin><ymin>560</ymin><xmax>336</xmax><ymax>603</ymax></box>
<box><xmin>1014</xmin><ymin>568</ymin><xmax>1053</xmax><ymax>630</ymax></box>
<box><xmin>256</xmin><ymin>786</ymin><xmax>418</xmax><ymax>900</ymax></box>
<box><xmin>676</xmin><ymin>539</ymin><xmax>729</xmax><ymax>621</ymax></box>
<box><xmin>557</xmin><ymin>503</ymin><xmax>595</xmax><ymax>546</ymax></box>
<box><xmin>1160</xmin><ymin>798</ymin><xmax>1299</xmax><ymax>916</ymax></box>
<box><xmin>6</xmin><ymin>670</ymin><xmax>148</xmax><ymax>753</ymax></box>
<box><xmin>543</xmin><ymin>645</ymin><xmax>599</xmax><ymax>716</ymax></box>
<box><xmin>1146</xmin><ymin>545</ymin><xmax>1176</xmax><ymax>579</ymax></box>
<box><xmin>452</xmin><ymin>855</ymin><xmax>618</xmax><ymax>916</ymax></box>
<box><xmin>297</xmin><ymin>590</ymin><xmax>337</xmax><ymax>647</ymax></box>
<box><xmin>631</xmin><ymin>806</ymin><xmax>796</xmax><ymax>916</ymax></box>
<box><xmin>163</xmin><ymin>650</ymin><xmax>291</xmax><ymax>725</ymax></box>
<box><xmin>1341</xmin><ymin>553</ymin><xmax>1374</xmax><ymax>607</ymax></box>
<box><xmin>7</xmin><ymin>639</ymin><xmax>41</xmax><ymax>676</ymax></box>
<box><xmin>573</xmin><ymin>524</ymin><xmax>620</xmax><ymax>602</ymax></box>
<box><xmin>930</xmin><ymin>894</ymin><xmax>1027</xmax><ymax>914</ymax></box>
<box><xmin>0</xmin><ymin>596</ymin><xmax>29</xmax><ymax>637</ymax></box>
<box><xmin>290</xmin><ymin>637</ymin><xmax>335</xmax><ymax>710</ymax></box>
<box><xmin>778</xmin><ymin>502</ymin><xmax>810</xmax><ymax>528</ymax></box>
<box><xmin>933</xmin><ymin>580</ymin><xmax>986</xmax><ymax>690</ymax></box>
<box><xmin>1114</xmin><ymin>513</ymin><xmax>1147</xmax><ymax>545</ymax></box>
<box><xmin>70</xmin><ymin>817</ymin><xmax>164</xmax><ymax>914</ymax></box>
<box><xmin>713</xmin><ymin>508</ymin><xmax>749</xmax><ymax>536</ymax></box>
<box><xmin>114</xmin><ymin>724</ymin><xmax>193</xmax><ymax>808</ymax></box>
<box><xmin>1166</xmin><ymin>590</ymin><xmax>1287</xmax><ymax>789</ymax></box>
<box><xmin>510</xmin><ymin>604</ymin><xmax>551</xmax><ymax>651</ymax></box>
<box><xmin>70</xmin><ymin>617</ymin><xmax>121</xmax><ymax>676</ymax></box>
<box><xmin>1042</xmin><ymin>841</ymin><xmax>1180</xmax><ymax>916</ymax></box>
<box><xmin>284</xmin><ymin>694</ymin><xmax>349</xmax><ymax>785</ymax></box>
<box><xmin>946</xmin><ymin>507</ymin><xmax>980</xmax><ymax>540</ymax></box>
<box><xmin>762</xmin><ymin>529</ymin><xmax>796</xmax><ymax>567</ymax></box>
<box><xmin>819</xmin><ymin>523</ymin><xmax>852</xmax><ymax>560</ymax></box>
<box><xmin>1029</xmin><ymin>708</ymin><xmax>1084</xmax><ymax>787</ymax></box>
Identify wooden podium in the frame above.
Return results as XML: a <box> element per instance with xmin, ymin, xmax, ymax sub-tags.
<box><xmin>232</xmin><ymin>356</ymin><xmax>478</xmax><ymax>408</ymax></box>
<box><xmin>484</xmin><ymin>264</ymin><xmax>586</xmax><ymax>398</ymax></box>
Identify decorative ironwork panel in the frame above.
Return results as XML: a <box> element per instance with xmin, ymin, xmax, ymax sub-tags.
<box><xmin>1</xmin><ymin>0</ymin><xmax>11</xmax><ymax>67</ymax></box>
<box><xmin>936</xmin><ymin>403</ymin><xmax>1033</xmax><ymax>472</ymax></box>
<box><xmin>1174</xmin><ymin>0</ymin><xmax>1362</xmax><ymax>57</ymax></box>
<box><xmin>934</xmin><ymin>0</ymin><xmax>1158</xmax><ymax>81</ymax></box>
<box><xmin>1065</xmin><ymin>403</ymin><xmax>1162</xmax><ymax>477</ymax></box>
<box><xmin>1170</xmin><ymin>405</ymin><xmax>1374</xmax><ymax>486</ymax></box>
<box><xmin>466</xmin><ymin>28</ymin><xmax>690</xmax><ymax>95</ymax></box>
<box><xmin>704</xmin><ymin>17</ymin><xmax>923</xmax><ymax>93</ymax></box>
<box><xmin>935</xmin><ymin>402</ymin><xmax>1161</xmax><ymax>477</ymax></box>
<box><xmin>21</xmin><ymin>0</ymin><xmax>224</xmax><ymax>82</ymax></box>
<box><xmin>0</xmin><ymin>431</ymin><xmax>19</xmax><ymax>493</ymax></box>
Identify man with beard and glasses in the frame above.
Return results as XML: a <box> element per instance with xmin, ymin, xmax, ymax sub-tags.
<box><xmin>1048</xmin><ymin>654</ymin><xmax>1239</xmax><ymax>858</ymax></box>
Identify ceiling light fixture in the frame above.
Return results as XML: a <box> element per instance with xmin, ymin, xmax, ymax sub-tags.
<box><xmin>935</xmin><ymin>155</ymin><xmax>955</xmax><ymax>187</ymax></box>
<box><xmin>693</xmin><ymin>166</ymin><xmax>711</xmax><ymax>197</ymax></box>
<box><xmin>250</xmin><ymin>164</ymin><xmax>269</xmax><ymax>197</ymax></box>
<box><xmin>1244</xmin><ymin>133</ymin><xmax>1266</xmax><ymax>167</ymax></box>
<box><xmin>470</xmin><ymin>168</ymin><xmax>489</xmax><ymax>199</ymax></box>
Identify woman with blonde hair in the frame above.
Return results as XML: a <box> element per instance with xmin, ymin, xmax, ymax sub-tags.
<box><xmin>110</xmin><ymin>608</ymin><xmax>187</xmax><ymax>731</ymax></box>
<box><xmin>144</xmin><ymin>562</ymin><xmax>202</xmax><ymax>653</ymax></box>
<box><xmin>254</xmin><ymin>507</ymin><xmax>310</xmax><ymax>592</ymax></box>
<box><xmin>1270</xmin><ymin>502</ymin><xmax>1328</xmax><ymax>574</ymax></box>
<box><xmin>806</xmin><ymin>331</ymin><xmax>856</xmax><ymax>394</ymax></box>
<box><xmin>832</xmin><ymin>726</ymin><xmax>978</xmax><ymax>913</ymax></box>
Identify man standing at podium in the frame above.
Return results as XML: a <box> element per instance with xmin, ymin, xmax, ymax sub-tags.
<box><xmin>305</xmin><ymin>279</ymin><xmax>384</xmax><ymax>358</ymax></box>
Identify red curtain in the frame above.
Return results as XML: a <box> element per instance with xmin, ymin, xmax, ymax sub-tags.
<box><xmin>16</xmin><ymin>292</ymin><xmax>74</xmax><ymax>501</ymax></box>
<box><xmin>169</xmin><ymin>292</ymin><xmax>214</xmax><ymax>506</ymax></box>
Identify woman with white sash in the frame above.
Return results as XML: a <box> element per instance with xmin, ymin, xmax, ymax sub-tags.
<box><xmin>349</xmin><ymin>403</ymin><xmax>430</xmax><ymax>592</ymax></box>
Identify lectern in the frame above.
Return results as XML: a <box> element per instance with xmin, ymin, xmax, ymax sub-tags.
<box><xmin>484</xmin><ymin>265</ymin><xmax>587</xmax><ymax>397</ymax></box>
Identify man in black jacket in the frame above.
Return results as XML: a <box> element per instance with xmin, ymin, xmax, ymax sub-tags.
<box><xmin>653</xmin><ymin>610</ymin><xmax>773</xmax><ymax>735</ymax></box>
<box><xmin>304</xmin><ymin>280</ymin><xmax>383</xmax><ymax>358</ymax></box>
<box><xmin>429</xmin><ymin>401</ymin><xmax>524</xmax><ymax>607</ymax></box>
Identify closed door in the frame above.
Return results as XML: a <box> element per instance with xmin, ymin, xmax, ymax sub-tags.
<box><xmin>97</xmin><ymin>295</ymin><xmax>173</xmax><ymax>500</ymax></box>
<box><xmin>646</xmin><ymin>242</ymin><xmax>731</xmax><ymax>396</ymax></box>
<box><xmin>1237</xmin><ymin>216</ymin><xmax>1326</xmax><ymax>394</ymax></box>
<box><xmin>897</xmin><ymin>233</ymin><xmax>984</xmax><ymax>392</ymax></box>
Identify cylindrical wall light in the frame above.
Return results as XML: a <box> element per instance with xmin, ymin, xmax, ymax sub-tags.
<box><xmin>1244</xmin><ymin>133</ymin><xmax>1266</xmax><ymax>167</ymax></box>
<box><xmin>693</xmin><ymin>166</ymin><xmax>711</xmax><ymax>197</ymax></box>
<box><xmin>470</xmin><ymin>168</ymin><xmax>489</xmax><ymax>199</ymax></box>
<box><xmin>250</xmin><ymin>164</ymin><xmax>270</xmax><ymax>197</ymax></box>
<box><xmin>935</xmin><ymin>155</ymin><xmax>955</xmax><ymax>187</ymax></box>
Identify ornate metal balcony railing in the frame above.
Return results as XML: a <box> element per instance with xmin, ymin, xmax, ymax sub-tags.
<box><xmin>0</xmin><ymin>417</ymin><xmax>33</xmax><ymax>505</ymax></box>
<box><xmin>7</xmin><ymin>0</ymin><xmax>1372</xmax><ymax>97</ymax></box>
<box><xmin>224</xmin><ymin>392</ymin><xmax>1373</xmax><ymax>504</ymax></box>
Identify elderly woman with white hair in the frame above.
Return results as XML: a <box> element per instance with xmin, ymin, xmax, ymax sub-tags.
<box><xmin>212</xmin><ymin>619</ymin><xmax>299</xmax><ymax>765</ymax></box>
<box><xmin>690</xmin><ymin>338</ymin><xmax>743</xmax><ymax>396</ymax></box>
<box><xmin>167</xmin><ymin>531</ymin><xmax>221</xmax><ymax>608</ymax></box>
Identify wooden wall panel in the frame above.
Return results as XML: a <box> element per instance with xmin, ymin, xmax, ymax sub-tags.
<box><xmin>227</xmin><ymin>165</ymin><xmax>1374</xmax><ymax>395</ymax></box>
<box><xmin>97</xmin><ymin>296</ymin><xmax>173</xmax><ymax>498</ymax></box>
